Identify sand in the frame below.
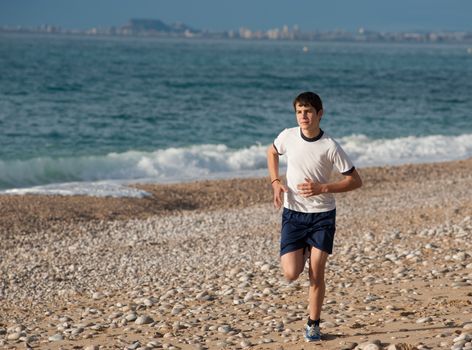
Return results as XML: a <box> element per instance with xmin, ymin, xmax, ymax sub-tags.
<box><xmin>0</xmin><ymin>159</ymin><xmax>471</xmax><ymax>349</ymax></box>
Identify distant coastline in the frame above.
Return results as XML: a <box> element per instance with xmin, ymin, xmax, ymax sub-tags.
<box><xmin>1</xmin><ymin>18</ymin><xmax>472</xmax><ymax>44</ymax></box>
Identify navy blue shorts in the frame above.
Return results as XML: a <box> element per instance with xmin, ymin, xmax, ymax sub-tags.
<box><xmin>280</xmin><ymin>208</ymin><xmax>336</xmax><ymax>256</ymax></box>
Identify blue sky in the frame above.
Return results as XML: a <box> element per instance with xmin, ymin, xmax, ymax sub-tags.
<box><xmin>1</xmin><ymin>0</ymin><xmax>471</xmax><ymax>32</ymax></box>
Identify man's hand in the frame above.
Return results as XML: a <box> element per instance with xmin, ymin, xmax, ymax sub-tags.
<box><xmin>272</xmin><ymin>181</ymin><xmax>288</xmax><ymax>209</ymax></box>
<box><xmin>297</xmin><ymin>178</ymin><xmax>325</xmax><ymax>197</ymax></box>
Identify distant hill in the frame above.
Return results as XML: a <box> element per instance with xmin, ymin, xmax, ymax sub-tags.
<box><xmin>122</xmin><ymin>18</ymin><xmax>198</xmax><ymax>34</ymax></box>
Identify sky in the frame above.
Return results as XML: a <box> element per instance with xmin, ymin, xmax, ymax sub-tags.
<box><xmin>0</xmin><ymin>0</ymin><xmax>471</xmax><ymax>32</ymax></box>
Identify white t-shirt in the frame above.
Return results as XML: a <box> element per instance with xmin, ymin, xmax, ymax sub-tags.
<box><xmin>273</xmin><ymin>127</ymin><xmax>354</xmax><ymax>213</ymax></box>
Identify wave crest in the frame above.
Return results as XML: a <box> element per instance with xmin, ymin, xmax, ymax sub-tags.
<box><xmin>1</xmin><ymin>133</ymin><xmax>471</xmax><ymax>195</ymax></box>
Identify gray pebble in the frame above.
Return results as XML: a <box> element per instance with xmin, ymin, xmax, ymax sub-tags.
<box><xmin>340</xmin><ymin>342</ymin><xmax>358</xmax><ymax>350</ymax></box>
<box><xmin>71</xmin><ymin>327</ymin><xmax>84</xmax><ymax>335</ymax></box>
<box><xmin>92</xmin><ymin>292</ymin><xmax>104</xmax><ymax>300</ymax></box>
<box><xmin>321</xmin><ymin>321</ymin><xmax>336</xmax><ymax>328</ymax></box>
<box><xmin>125</xmin><ymin>313</ymin><xmax>138</xmax><ymax>321</ymax></box>
<box><xmin>6</xmin><ymin>332</ymin><xmax>22</xmax><ymax>340</ymax></box>
<box><xmin>243</xmin><ymin>292</ymin><xmax>254</xmax><ymax>302</ymax></box>
<box><xmin>218</xmin><ymin>325</ymin><xmax>231</xmax><ymax>333</ymax></box>
<box><xmin>241</xmin><ymin>339</ymin><xmax>252</xmax><ymax>348</ymax></box>
<box><xmin>416</xmin><ymin>317</ymin><xmax>433</xmax><ymax>323</ymax></box>
<box><xmin>357</xmin><ymin>343</ymin><xmax>380</xmax><ymax>350</ymax></box>
<box><xmin>135</xmin><ymin>315</ymin><xmax>154</xmax><ymax>325</ymax></box>
<box><xmin>128</xmin><ymin>341</ymin><xmax>141</xmax><ymax>350</ymax></box>
<box><xmin>48</xmin><ymin>333</ymin><xmax>64</xmax><ymax>341</ymax></box>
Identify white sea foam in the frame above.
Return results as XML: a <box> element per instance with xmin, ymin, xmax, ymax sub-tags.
<box><xmin>1</xmin><ymin>133</ymin><xmax>471</xmax><ymax>197</ymax></box>
<box><xmin>340</xmin><ymin>133</ymin><xmax>472</xmax><ymax>167</ymax></box>
<box><xmin>4</xmin><ymin>181</ymin><xmax>150</xmax><ymax>198</ymax></box>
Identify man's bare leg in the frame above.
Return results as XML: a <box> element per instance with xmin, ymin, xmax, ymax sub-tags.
<box><xmin>280</xmin><ymin>247</ymin><xmax>305</xmax><ymax>282</ymax></box>
<box><xmin>308</xmin><ymin>246</ymin><xmax>329</xmax><ymax>320</ymax></box>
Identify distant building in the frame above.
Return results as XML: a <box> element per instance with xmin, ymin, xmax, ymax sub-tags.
<box><xmin>1</xmin><ymin>18</ymin><xmax>471</xmax><ymax>44</ymax></box>
<box><xmin>239</xmin><ymin>27</ymin><xmax>252</xmax><ymax>39</ymax></box>
<box><xmin>123</xmin><ymin>19</ymin><xmax>170</xmax><ymax>33</ymax></box>
<box><xmin>267</xmin><ymin>28</ymin><xmax>280</xmax><ymax>40</ymax></box>
<box><xmin>121</xmin><ymin>18</ymin><xmax>198</xmax><ymax>36</ymax></box>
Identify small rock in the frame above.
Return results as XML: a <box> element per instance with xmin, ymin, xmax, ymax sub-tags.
<box><xmin>11</xmin><ymin>325</ymin><xmax>26</xmax><ymax>333</ymax></box>
<box><xmin>125</xmin><ymin>313</ymin><xmax>138</xmax><ymax>322</ymax></box>
<box><xmin>92</xmin><ymin>292</ymin><xmax>104</xmax><ymax>300</ymax></box>
<box><xmin>59</xmin><ymin>316</ymin><xmax>73</xmax><ymax>322</ymax></box>
<box><xmin>386</xmin><ymin>344</ymin><xmax>418</xmax><ymax>350</ymax></box>
<box><xmin>21</xmin><ymin>335</ymin><xmax>34</xmax><ymax>343</ymax></box>
<box><xmin>71</xmin><ymin>327</ymin><xmax>84</xmax><ymax>336</ymax></box>
<box><xmin>84</xmin><ymin>346</ymin><xmax>99</xmax><ymax>350</ymax></box>
<box><xmin>143</xmin><ymin>298</ymin><xmax>154</xmax><ymax>306</ymax></box>
<box><xmin>357</xmin><ymin>343</ymin><xmax>380</xmax><ymax>350</ymax></box>
<box><xmin>48</xmin><ymin>333</ymin><xmax>64</xmax><ymax>341</ymax></box>
<box><xmin>244</xmin><ymin>292</ymin><xmax>254</xmax><ymax>303</ymax></box>
<box><xmin>172</xmin><ymin>321</ymin><xmax>183</xmax><ymax>331</ymax></box>
<box><xmin>110</xmin><ymin>311</ymin><xmax>123</xmax><ymax>319</ymax></box>
<box><xmin>416</xmin><ymin>317</ymin><xmax>432</xmax><ymax>324</ymax></box>
<box><xmin>340</xmin><ymin>342</ymin><xmax>358</xmax><ymax>350</ymax></box>
<box><xmin>454</xmin><ymin>333</ymin><xmax>471</xmax><ymax>342</ymax></box>
<box><xmin>274</xmin><ymin>321</ymin><xmax>284</xmax><ymax>331</ymax></box>
<box><xmin>7</xmin><ymin>332</ymin><xmax>21</xmax><ymax>340</ymax></box>
<box><xmin>218</xmin><ymin>325</ymin><xmax>231</xmax><ymax>334</ymax></box>
<box><xmin>260</xmin><ymin>264</ymin><xmax>271</xmax><ymax>272</ymax></box>
<box><xmin>197</xmin><ymin>292</ymin><xmax>212</xmax><ymax>301</ymax></box>
<box><xmin>128</xmin><ymin>341</ymin><xmax>141</xmax><ymax>350</ymax></box>
<box><xmin>90</xmin><ymin>324</ymin><xmax>105</xmax><ymax>331</ymax></box>
<box><xmin>320</xmin><ymin>321</ymin><xmax>336</xmax><ymax>328</ymax></box>
<box><xmin>222</xmin><ymin>288</ymin><xmax>234</xmax><ymax>296</ymax></box>
<box><xmin>241</xmin><ymin>339</ymin><xmax>252</xmax><ymax>348</ymax></box>
<box><xmin>171</xmin><ymin>306</ymin><xmax>184</xmax><ymax>315</ymax></box>
<box><xmin>452</xmin><ymin>252</ymin><xmax>467</xmax><ymax>261</ymax></box>
<box><xmin>135</xmin><ymin>315</ymin><xmax>154</xmax><ymax>325</ymax></box>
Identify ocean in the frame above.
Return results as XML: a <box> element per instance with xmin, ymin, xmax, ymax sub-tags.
<box><xmin>1</xmin><ymin>33</ymin><xmax>471</xmax><ymax>197</ymax></box>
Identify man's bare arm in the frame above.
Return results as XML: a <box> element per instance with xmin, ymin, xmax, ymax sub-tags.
<box><xmin>297</xmin><ymin>169</ymin><xmax>362</xmax><ymax>197</ymax></box>
<box><xmin>266</xmin><ymin>145</ymin><xmax>288</xmax><ymax>208</ymax></box>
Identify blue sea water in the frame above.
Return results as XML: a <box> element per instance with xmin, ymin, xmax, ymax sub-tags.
<box><xmin>0</xmin><ymin>33</ymin><xmax>471</xmax><ymax>196</ymax></box>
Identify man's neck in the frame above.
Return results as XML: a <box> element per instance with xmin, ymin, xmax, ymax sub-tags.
<box><xmin>301</xmin><ymin>127</ymin><xmax>321</xmax><ymax>139</ymax></box>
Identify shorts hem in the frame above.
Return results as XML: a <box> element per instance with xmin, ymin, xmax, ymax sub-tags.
<box><xmin>280</xmin><ymin>243</ymin><xmax>333</xmax><ymax>257</ymax></box>
<box><xmin>311</xmin><ymin>243</ymin><xmax>333</xmax><ymax>255</ymax></box>
<box><xmin>280</xmin><ymin>244</ymin><xmax>306</xmax><ymax>257</ymax></box>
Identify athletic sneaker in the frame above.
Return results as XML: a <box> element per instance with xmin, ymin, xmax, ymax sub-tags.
<box><xmin>304</xmin><ymin>323</ymin><xmax>321</xmax><ymax>342</ymax></box>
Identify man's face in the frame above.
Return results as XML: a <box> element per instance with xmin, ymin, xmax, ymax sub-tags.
<box><xmin>295</xmin><ymin>103</ymin><xmax>322</xmax><ymax>132</ymax></box>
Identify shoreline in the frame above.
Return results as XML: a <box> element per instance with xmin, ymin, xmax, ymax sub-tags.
<box><xmin>1</xmin><ymin>158</ymin><xmax>471</xmax><ymax>349</ymax></box>
<box><xmin>1</xmin><ymin>158</ymin><xmax>471</xmax><ymax>229</ymax></box>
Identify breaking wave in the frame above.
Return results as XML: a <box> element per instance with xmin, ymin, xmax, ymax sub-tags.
<box><xmin>1</xmin><ymin>133</ymin><xmax>471</xmax><ymax>196</ymax></box>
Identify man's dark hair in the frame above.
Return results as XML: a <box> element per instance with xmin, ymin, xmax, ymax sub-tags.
<box><xmin>293</xmin><ymin>92</ymin><xmax>323</xmax><ymax>113</ymax></box>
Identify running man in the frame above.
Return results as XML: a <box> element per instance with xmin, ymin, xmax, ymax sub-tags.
<box><xmin>267</xmin><ymin>91</ymin><xmax>362</xmax><ymax>342</ymax></box>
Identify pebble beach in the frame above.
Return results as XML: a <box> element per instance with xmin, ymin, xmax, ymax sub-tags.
<box><xmin>1</xmin><ymin>159</ymin><xmax>471</xmax><ymax>350</ymax></box>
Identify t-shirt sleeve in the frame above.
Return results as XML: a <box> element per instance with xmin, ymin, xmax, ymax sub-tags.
<box><xmin>273</xmin><ymin>129</ymin><xmax>288</xmax><ymax>155</ymax></box>
<box><xmin>328</xmin><ymin>141</ymin><xmax>355</xmax><ymax>175</ymax></box>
